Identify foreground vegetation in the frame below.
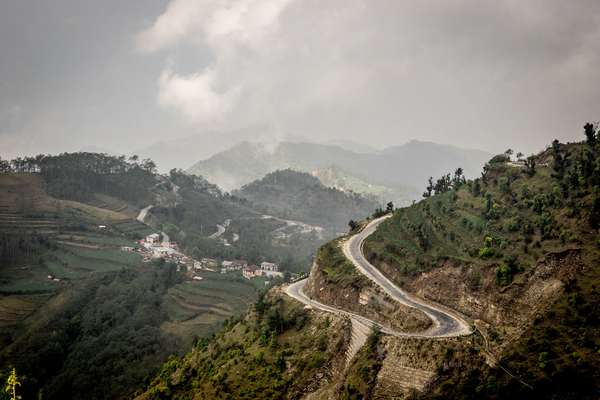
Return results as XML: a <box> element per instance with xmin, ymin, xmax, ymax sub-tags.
<box><xmin>138</xmin><ymin>292</ymin><xmax>347</xmax><ymax>400</ymax></box>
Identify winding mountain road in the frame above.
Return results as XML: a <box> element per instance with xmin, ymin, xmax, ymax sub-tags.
<box><xmin>136</xmin><ymin>205</ymin><xmax>153</xmax><ymax>223</ymax></box>
<box><xmin>285</xmin><ymin>215</ymin><xmax>472</xmax><ymax>338</ymax></box>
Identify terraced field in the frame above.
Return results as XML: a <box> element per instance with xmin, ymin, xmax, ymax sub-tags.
<box><xmin>44</xmin><ymin>234</ymin><xmax>142</xmax><ymax>279</ymax></box>
<box><xmin>86</xmin><ymin>193</ymin><xmax>139</xmax><ymax>217</ymax></box>
<box><xmin>112</xmin><ymin>219</ymin><xmax>154</xmax><ymax>238</ymax></box>
<box><xmin>0</xmin><ymin>213</ymin><xmax>59</xmax><ymax>235</ymax></box>
<box><xmin>162</xmin><ymin>271</ymin><xmax>258</xmax><ymax>343</ymax></box>
<box><xmin>0</xmin><ymin>295</ymin><xmax>50</xmax><ymax>329</ymax></box>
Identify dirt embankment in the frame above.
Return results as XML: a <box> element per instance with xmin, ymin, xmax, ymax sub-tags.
<box><xmin>373</xmin><ymin>334</ymin><xmax>475</xmax><ymax>398</ymax></box>
<box><xmin>376</xmin><ymin>249</ymin><xmax>583</xmax><ymax>350</ymax></box>
<box><xmin>305</xmin><ymin>261</ymin><xmax>432</xmax><ymax>334</ymax></box>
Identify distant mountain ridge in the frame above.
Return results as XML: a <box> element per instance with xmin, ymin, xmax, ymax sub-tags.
<box><xmin>234</xmin><ymin>169</ymin><xmax>379</xmax><ymax>232</ymax></box>
<box><xmin>188</xmin><ymin>140</ymin><xmax>492</xmax><ymax>203</ymax></box>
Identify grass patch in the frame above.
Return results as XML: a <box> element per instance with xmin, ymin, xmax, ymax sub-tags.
<box><xmin>317</xmin><ymin>239</ymin><xmax>365</xmax><ymax>287</ymax></box>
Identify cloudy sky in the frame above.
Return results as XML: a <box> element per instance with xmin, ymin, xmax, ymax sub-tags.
<box><xmin>1</xmin><ymin>0</ymin><xmax>599</xmax><ymax>161</ymax></box>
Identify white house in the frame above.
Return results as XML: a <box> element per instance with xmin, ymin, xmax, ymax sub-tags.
<box><xmin>260</xmin><ymin>262</ymin><xmax>279</xmax><ymax>272</ymax></box>
<box><xmin>146</xmin><ymin>233</ymin><xmax>160</xmax><ymax>243</ymax></box>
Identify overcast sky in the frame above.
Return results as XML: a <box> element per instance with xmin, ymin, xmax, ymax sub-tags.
<box><xmin>1</xmin><ymin>0</ymin><xmax>599</xmax><ymax>160</ymax></box>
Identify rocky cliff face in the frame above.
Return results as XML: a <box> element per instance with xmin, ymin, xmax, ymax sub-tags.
<box><xmin>372</xmin><ymin>248</ymin><xmax>584</xmax><ymax>352</ymax></box>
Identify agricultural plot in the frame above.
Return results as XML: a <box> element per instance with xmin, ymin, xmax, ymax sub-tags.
<box><xmin>0</xmin><ymin>263</ymin><xmax>59</xmax><ymax>295</ymax></box>
<box><xmin>162</xmin><ymin>271</ymin><xmax>258</xmax><ymax>342</ymax></box>
<box><xmin>47</xmin><ymin>244</ymin><xmax>142</xmax><ymax>278</ymax></box>
<box><xmin>0</xmin><ymin>294</ymin><xmax>50</xmax><ymax>329</ymax></box>
<box><xmin>112</xmin><ymin>219</ymin><xmax>154</xmax><ymax>238</ymax></box>
<box><xmin>86</xmin><ymin>193</ymin><xmax>138</xmax><ymax>217</ymax></box>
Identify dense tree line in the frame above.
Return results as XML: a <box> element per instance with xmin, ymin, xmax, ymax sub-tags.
<box><xmin>422</xmin><ymin>168</ymin><xmax>466</xmax><ymax>198</ymax></box>
<box><xmin>0</xmin><ymin>234</ymin><xmax>50</xmax><ymax>268</ymax></box>
<box><xmin>0</xmin><ymin>152</ymin><xmax>157</xmax><ymax>204</ymax></box>
<box><xmin>1</xmin><ymin>265</ymin><xmax>182</xmax><ymax>400</ymax></box>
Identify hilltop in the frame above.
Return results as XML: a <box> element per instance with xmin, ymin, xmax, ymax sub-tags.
<box><xmin>234</xmin><ymin>169</ymin><xmax>379</xmax><ymax>233</ymax></box>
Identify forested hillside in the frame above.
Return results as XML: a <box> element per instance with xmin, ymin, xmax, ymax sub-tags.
<box><xmin>1</xmin><ymin>152</ymin><xmax>157</xmax><ymax>205</ymax></box>
<box><xmin>143</xmin><ymin>124</ymin><xmax>600</xmax><ymax>400</ymax></box>
<box><xmin>362</xmin><ymin>126</ymin><xmax>600</xmax><ymax>398</ymax></box>
<box><xmin>137</xmin><ymin>290</ymin><xmax>351</xmax><ymax>400</ymax></box>
<box><xmin>235</xmin><ymin>169</ymin><xmax>379</xmax><ymax>232</ymax></box>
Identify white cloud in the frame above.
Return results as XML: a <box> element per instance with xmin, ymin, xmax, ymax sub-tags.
<box><xmin>158</xmin><ymin>68</ymin><xmax>239</xmax><ymax>123</ymax></box>
<box><xmin>137</xmin><ymin>0</ymin><xmax>293</xmax><ymax>52</ymax></box>
<box><xmin>138</xmin><ymin>0</ymin><xmax>600</xmax><ymax>153</ymax></box>
<box><xmin>139</xmin><ymin>0</ymin><xmax>294</xmax><ymax>123</ymax></box>
<box><xmin>136</xmin><ymin>0</ymin><xmax>206</xmax><ymax>52</ymax></box>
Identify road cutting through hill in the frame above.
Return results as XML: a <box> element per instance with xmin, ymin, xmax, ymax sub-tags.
<box><xmin>285</xmin><ymin>215</ymin><xmax>472</xmax><ymax>338</ymax></box>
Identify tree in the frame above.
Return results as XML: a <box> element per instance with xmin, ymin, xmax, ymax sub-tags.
<box><xmin>471</xmin><ymin>178</ymin><xmax>481</xmax><ymax>196</ymax></box>
<box><xmin>516</xmin><ymin>152</ymin><xmax>524</xmax><ymax>161</ymax></box>
<box><xmin>386</xmin><ymin>202</ymin><xmax>394</xmax><ymax>213</ymax></box>
<box><xmin>551</xmin><ymin>139</ymin><xmax>568</xmax><ymax>179</ymax></box>
<box><xmin>590</xmin><ymin>194</ymin><xmax>600</xmax><ymax>230</ymax></box>
<box><xmin>584</xmin><ymin>122</ymin><xmax>597</xmax><ymax>147</ymax></box>
<box><xmin>452</xmin><ymin>168</ymin><xmax>465</xmax><ymax>188</ymax></box>
<box><xmin>434</xmin><ymin>173</ymin><xmax>452</xmax><ymax>194</ymax></box>
<box><xmin>525</xmin><ymin>155</ymin><xmax>536</xmax><ymax>176</ymax></box>
<box><xmin>0</xmin><ymin>157</ymin><xmax>10</xmax><ymax>173</ymax></box>
<box><xmin>504</xmin><ymin>148</ymin><xmax>514</xmax><ymax>157</ymax></box>
<box><xmin>4</xmin><ymin>368</ymin><xmax>21</xmax><ymax>400</ymax></box>
<box><xmin>348</xmin><ymin>220</ymin><xmax>358</xmax><ymax>232</ymax></box>
<box><xmin>423</xmin><ymin>177</ymin><xmax>434</xmax><ymax>198</ymax></box>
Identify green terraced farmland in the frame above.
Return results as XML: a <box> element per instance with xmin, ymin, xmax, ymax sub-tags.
<box><xmin>162</xmin><ymin>271</ymin><xmax>258</xmax><ymax>344</ymax></box>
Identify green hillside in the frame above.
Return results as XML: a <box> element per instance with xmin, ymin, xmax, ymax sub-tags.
<box><xmin>362</xmin><ymin>133</ymin><xmax>600</xmax><ymax>398</ymax></box>
<box><xmin>142</xmin><ymin>125</ymin><xmax>600</xmax><ymax>400</ymax></box>
<box><xmin>235</xmin><ymin>169</ymin><xmax>379</xmax><ymax>232</ymax></box>
<box><xmin>0</xmin><ymin>165</ymin><xmax>263</xmax><ymax>400</ymax></box>
<box><xmin>136</xmin><ymin>291</ymin><xmax>349</xmax><ymax>400</ymax></box>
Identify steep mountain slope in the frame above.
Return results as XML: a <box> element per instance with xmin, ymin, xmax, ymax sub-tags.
<box><xmin>187</xmin><ymin>140</ymin><xmax>491</xmax><ymax>203</ymax></box>
<box><xmin>144</xmin><ymin>127</ymin><xmax>600</xmax><ymax>399</ymax></box>
<box><xmin>234</xmin><ymin>169</ymin><xmax>379</xmax><ymax>232</ymax></box>
<box><xmin>359</xmin><ymin>138</ymin><xmax>600</xmax><ymax>398</ymax></box>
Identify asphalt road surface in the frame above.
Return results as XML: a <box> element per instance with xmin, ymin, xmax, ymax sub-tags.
<box><xmin>285</xmin><ymin>215</ymin><xmax>472</xmax><ymax>338</ymax></box>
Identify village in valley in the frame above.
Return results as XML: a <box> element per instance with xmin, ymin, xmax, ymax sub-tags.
<box><xmin>123</xmin><ymin>232</ymin><xmax>285</xmax><ymax>284</ymax></box>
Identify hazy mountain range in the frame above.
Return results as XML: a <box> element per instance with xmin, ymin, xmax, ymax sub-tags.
<box><xmin>188</xmin><ymin>140</ymin><xmax>492</xmax><ymax>204</ymax></box>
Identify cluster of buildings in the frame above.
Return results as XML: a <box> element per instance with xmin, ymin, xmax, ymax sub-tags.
<box><xmin>123</xmin><ymin>233</ymin><xmax>285</xmax><ymax>282</ymax></box>
<box><xmin>195</xmin><ymin>257</ymin><xmax>285</xmax><ymax>280</ymax></box>
<box><xmin>242</xmin><ymin>262</ymin><xmax>284</xmax><ymax>280</ymax></box>
<box><xmin>139</xmin><ymin>233</ymin><xmax>178</xmax><ymax>258</ymax></box>
<box><xmin>122</xmin><ymin>233</ymin><xmax>193</xmax><ymax>268</ymax></box>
